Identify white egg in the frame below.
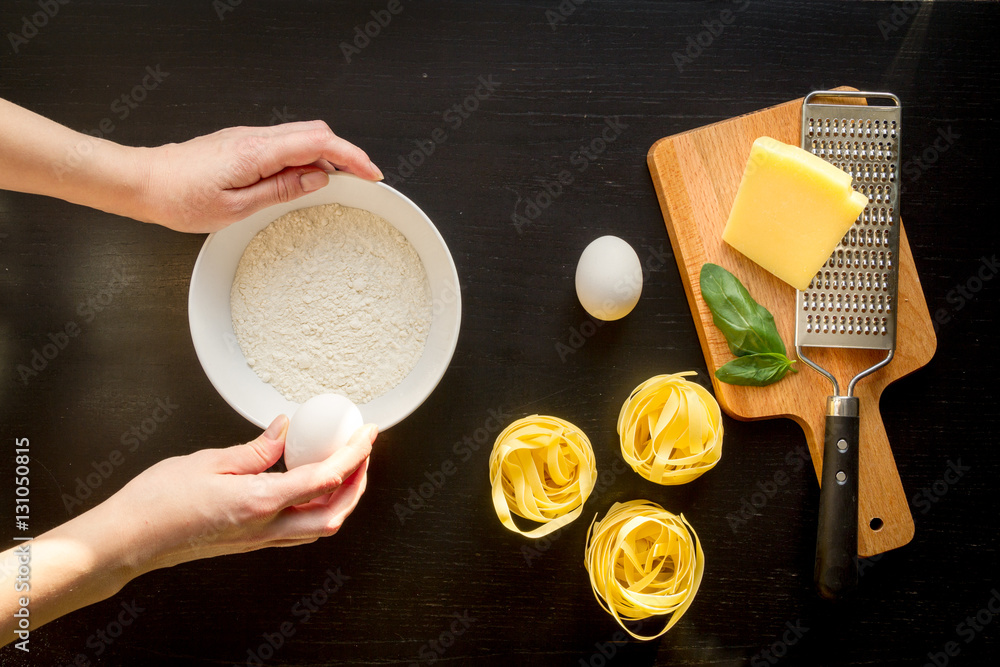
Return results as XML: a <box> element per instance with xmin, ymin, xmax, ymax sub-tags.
<box><xmin>284</xmin><ymin>394</ymin><xmax>364</xmax><ymax>469</ymax></box>
<box><xmin>575</xmin><ymin>236</ymin><xmax>643</xmax><ymax>321</ymax></box>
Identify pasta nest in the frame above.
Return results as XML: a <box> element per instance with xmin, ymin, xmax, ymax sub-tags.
<box><xmin>618</xmin><ymin>372</ymin><xmax>723</xmax><ymax>485</ymax></box>
<box><xmin>584</xmin><ymin>500</ymin><xmax>705</xmax><ymax>640</ymax></box>
<box><xmin>489</xmin><ymin>415</ymin><xmax>596</xmax><ymax>538</ymax></box>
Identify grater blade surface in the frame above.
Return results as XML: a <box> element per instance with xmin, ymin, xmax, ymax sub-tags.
<box><xmin>795</xmin><ymin>92</ymin><xmax>901</xmax><ymax>352</ymax></box>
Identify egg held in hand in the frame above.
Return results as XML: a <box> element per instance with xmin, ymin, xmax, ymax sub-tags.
<box><xmin>575</xmin><ymin>236</ymin><xmax>643</xmax><ymax>321</ymax></box>
<box><xmin>284</xmin><ymin>394</ymin><xmax>364</xmax><ymax>469</ymax></box>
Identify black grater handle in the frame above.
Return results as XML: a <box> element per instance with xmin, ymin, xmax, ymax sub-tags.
<box><xmin>814</xmin><ymin>396</ymin><xmax>860</xmax><ymax>600</ymax></box>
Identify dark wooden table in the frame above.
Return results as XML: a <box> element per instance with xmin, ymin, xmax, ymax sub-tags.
<box><xmin>2</xmin><ymin>1</ymin><xmax>998</xmax><ymax>665</ymax></box>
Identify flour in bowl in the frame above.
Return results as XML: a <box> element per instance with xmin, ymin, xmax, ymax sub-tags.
<box><xmin>230</xmin><ymin>203</ymin><xmax>432</xmax><ymax>404</ymax></box>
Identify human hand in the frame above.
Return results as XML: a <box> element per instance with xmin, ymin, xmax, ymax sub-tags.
<box><xmin>1</xmin><ymin>101</ymin><xmax>380</xmax><ymax>232</ymax></box>
<box><xmin>0</xmin><ymin>415</ymin><xmax>376</xmax><ymax>642</ymax></box>
<box><xmin>134</xmin><ymin>120</ymin><xmax>384</xmax><ymax>233</ymax></box>
<box><xmin>103</xmin><ymin>415</ymin><xmax>377</xmax><ymax>576</ymax></box>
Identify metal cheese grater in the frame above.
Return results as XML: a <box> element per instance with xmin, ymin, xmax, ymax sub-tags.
<box><xmin>795</xmin><ymin>90</ymin><xmax>902</xmax><ymax>600</ymax></box>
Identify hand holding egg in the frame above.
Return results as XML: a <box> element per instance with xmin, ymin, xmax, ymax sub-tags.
<box><xmin>284</xmin><ymin>394</ymin><xmax>365</xmax><ymax>469</ymax></box>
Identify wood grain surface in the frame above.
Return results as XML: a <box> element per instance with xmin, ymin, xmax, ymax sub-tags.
<box><xmin>647</xmin><ymin>91</ymin><xmax>937</xmax><ymax>557</ymax></box>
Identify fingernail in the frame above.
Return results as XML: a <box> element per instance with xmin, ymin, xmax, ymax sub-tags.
<box><xmin>369</xmin><ymin>161</ymin><xmax>384</xmax><ymax>181</ymax></box>
<box><xmin>263</xmin><ymin>415</ymin><xmax>287</xmax><ymax>440</ymax></box>
<box><xmin>300</xmin><ymin>170</ymin><xmax>329</xmax><ymax>192</ymax></box>
<box><xmin>365</xmin><ymin>424</ymin><xmax>379</xmax><ymax>444</ymax></box>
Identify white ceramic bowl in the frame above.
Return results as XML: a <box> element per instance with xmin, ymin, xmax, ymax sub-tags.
<box><xmin>188</xmin><ymin>174</ymin><xmax>461</xmax><ymax>430</ymax></box>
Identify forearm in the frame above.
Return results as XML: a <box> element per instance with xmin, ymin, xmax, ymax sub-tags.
<box><xmin>0</xmin><ymin>98</ymin><xmax>150</xmax><ymax>221</ymax></box>
<box><xmin>2</xmin><ymin>98</ymin><xmax>383</xmax><ymax>233</ymax></box>
<box><xmin>0</xmin><ymin>419</ymin><xmax>374</xmax><ymax>647</ymax></box>
<box><xmin>0</xmin><ymin>508</ymin><xmax>135</xmax><ymax>647</ymax></box>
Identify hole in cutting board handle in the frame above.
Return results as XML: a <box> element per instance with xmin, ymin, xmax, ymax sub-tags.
<box><xmin>869</xmin><ymin>517</ymin><xmax>884</xmax><ymax>531</ymax></box>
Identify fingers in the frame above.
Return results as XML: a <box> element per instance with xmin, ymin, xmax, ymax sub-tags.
<box><xmin>233</xmin><ymin>166</ymin><xmax>329</xmax><ymax>212</ymax></box>
<box><xmin>310</xmin><ymin>158</ymin><xmax>338</xmax><ymax>172</ymax></box>
<box><xmin>216</xmin><ymin>415</ymin><xmax>289</xmax><ymax>475</ymax></box>
<box><xmin>269</xmin><ymin>424</ymin><xmax>377</xmax><ymax>508</ymax></box>
<box><xmin>249</xmin><ymin>122</ymin><xmax>383</xmax><ymax>182</ymax></box>
<box><xmin>159</xmin><ymin>122</ymin><xmax>381</xmax><ymax>232</ymax></box>
<box><xmin>221</xmin><ymin>122</ymin><xmax>383</xmax><ymax>217</ymax></box>
<box><xmin>265</xmin><ymin>458</ymin><xmax>370</xmax><ymax>542</ymax></box>
<box><xmin>299</xmin><ymin>458</ymin><xmax>368</xmax><ymax>508</ymax></box>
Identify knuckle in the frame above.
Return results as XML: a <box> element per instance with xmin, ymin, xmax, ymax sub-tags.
<box><xmin>233</xmin><ymin>135</ymin><xmax>268</xmax><ymax>172</ymax></box>
<box><xmin>243</xmin><ymin>441</ymin><xmax>273</xmax><ymax>470</ymax></box>
<box><xmin>325</xmin><ymin>471</ymin><xmax>346</xmax><ymax>491</ymax></box>
<box><xmin>321</xmin><ymin>521</ymin><xmax>343</xmax><ymax>538</ymax></box>
<box><xmin>306</xmin><ymin>119</ymin><xmax>333</xmax><ymax>133</ymax></box>
<box><xmin>236</xmin><ymin>132</ymin><xmax>266</xmax><ymax>153</ymax></box>
<box><xmin>273</xmin><ymin>174</ymin><xmax>294</xmax><ymax>203</ymax></box>
<box><xmin>305</xmin><ymin>124</ymin><xmax>338</xmax><ymax>145</ymax></box>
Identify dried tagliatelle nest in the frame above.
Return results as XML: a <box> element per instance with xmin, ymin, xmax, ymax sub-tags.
<box><xmin>489</xmin><ymin>415</ymin><xmax>596</xmax><ymax>538</ymax></box>
<box><xmin>584</xmin><ymin>500</ymin><xmax>705</xmax><ymax>640</ymax></box>
<box><xmin>618</xmin><ymin>372</ymin><xmax>723</xmax><ymax>485</ymax></box>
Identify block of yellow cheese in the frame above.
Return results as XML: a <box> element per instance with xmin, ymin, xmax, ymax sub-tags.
<box><xmin>721</xmin><ymin>136</ymin><xmax>869</xmax><ymax>291</ymax></box>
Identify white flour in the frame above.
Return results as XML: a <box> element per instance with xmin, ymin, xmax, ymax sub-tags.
<box><xmin>230</xmin><ymin>203</ymin><xmax>432</xmax><ymax>405</ymax></box>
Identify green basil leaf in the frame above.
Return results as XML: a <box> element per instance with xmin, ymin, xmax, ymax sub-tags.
<box><xmin>699</xmin><ymin>263</ymin><xmax>786</xmax><ymax>357</ymax></box>
<box><xmin>714</xmin><ymin>352</ymin><xmax>796</xmax><ymax>387</ymax></box>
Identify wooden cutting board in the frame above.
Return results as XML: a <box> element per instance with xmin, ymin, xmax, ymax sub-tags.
<box><xmin>647</xmin><ymin>90</ymin><xmax>937</xmax><ymax>557</ymax></box>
